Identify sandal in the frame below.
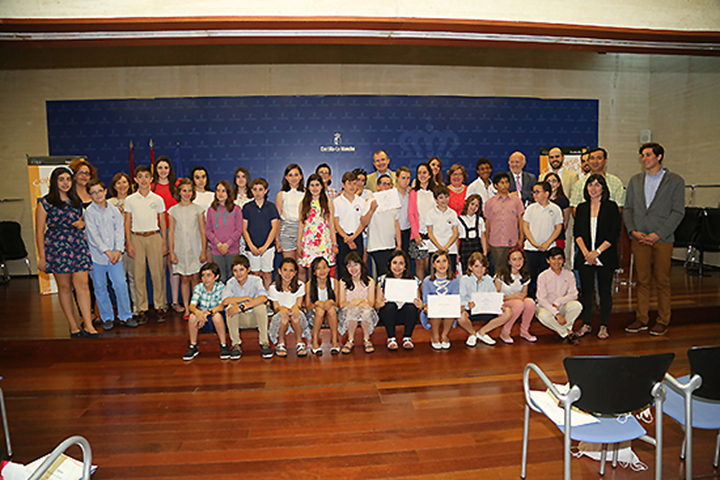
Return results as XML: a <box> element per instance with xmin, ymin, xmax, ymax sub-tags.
<box><xmin>577</xmin><ymin>324</ymin><xmax>592</xmax><ymax>337</ymax></box>
<box><xmin>386</xmin><ymin>338</ymin><xmax>399</xmax><ymax>351</ymax></box>
<box><xmin>341</xmin><ymin>340</ymin><xmax>354</xmax><ymax>355</ymax></box>
<box><xmin>276</xmin><ymin>344</ymin><xmax>288</xmax><ymax>357</ymax></box>
<box><xmin>311</xmin><ymin>346</ymin><xmax>323</xmax><ymax>356</ymax></box>
<box><xmin>296</xmin><ymin>343</ymin><xmax>308</xmax><ymax>357</ymax></box>
<box><xmin>331</xmin><ymin>345</ymin><xmax>341</xmax><ymax>355</ymax></box>
<box><xmin>402</xmin><ymin>337</ymin><xmax>414</xmax><ymax>350</ymax></box>
<box><xmin>597</xmin><ymin>326</ymin><xmax>610</xmax><ymax>340</ymax></box>
<box><xmin>364</xmin><ymin>340</ymin><xmax>375</xmax><ymax>354</ymax></box>
<box><xmin>171</xmin><ymin>302</ymin><xmax>185</xmax><ymax>313</ymax></box>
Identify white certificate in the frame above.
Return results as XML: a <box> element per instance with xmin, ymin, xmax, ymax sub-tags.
<box><xmin>427</xmin><ymin>294</ymin><xmax>461</xmax><ymax>319</ymax></box>
<box><xmin>470</xmin><ymin>292</ymin><xmax>504</xmax><ymax>315</ymax></box>
<box><xmin>373</xmin><ymin>188</ymin><xmax>401</xmax><ymax>212</ymax></box>
<box><xmin>384</xmin><ymin>278</ymin><xmax>417</xmax><ymax>303</ymax></box>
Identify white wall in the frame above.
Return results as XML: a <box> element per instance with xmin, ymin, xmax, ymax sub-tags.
<box><xmin>2</xmin><ymin>0</ymin><xmax>720</xmax><ymax>31</ymax></box>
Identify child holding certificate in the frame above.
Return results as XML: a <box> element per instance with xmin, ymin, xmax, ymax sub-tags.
<box><xmin>421</xmin><ymin>251</ymin><xmax>461</xmax><ymax>350</ymax></box>
<box><xmin>306</xmin><ymin>257</ymin><xmax>340</xmax><ymax>355</ymax></box>
<box><xmin>459</xmin><ymin>252</ymin><xmax>512</xmax><ymax>346</ymax></box>
<box><xmin>494</xmin><ymin>247</ymin><xmax>537</xmax><ymax>344</ymax></box>
<box><xmin>375</xmin><ymin>250</ymin><xmax>423</xmax><ymax>351</ymax></box>
<box><xmin>338</xmin><ymin>252</ymin><xmax>379</xmax><ymax>354</ymax></box>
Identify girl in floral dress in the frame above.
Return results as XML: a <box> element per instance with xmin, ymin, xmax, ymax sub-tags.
<box><xmin>34</xmin><ymin>167</ymin><xmax>99</xmax><ymax>337</ymax></box>
<box><xmin>297</xmin><ymin>173</ymin><xmax>337</xmax><ymax>277</ymax></box>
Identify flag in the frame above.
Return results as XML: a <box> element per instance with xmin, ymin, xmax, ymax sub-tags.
<box><xmin>128</xmin><ymin>140</ymin><xmax>135</xmax><ymax>177</ymax></box>
<box><xmin>173</xmin><ymin>142</ymin><xmax>184</xmax><ymax>179</ymax></box>
<box><xmin>149</xmin><ymin>139</ymin><xmax>155</xmax><ymax>170</ymax></box>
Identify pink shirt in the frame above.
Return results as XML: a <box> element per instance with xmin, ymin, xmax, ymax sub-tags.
<box><xmin>484</xmin><ymin>193</ymin><xmax>524</xmax><ymax>247</ymax></box>
<box><xmin>536</xmin><ymin>268</ymin><xmax>578</xmax><ymax>316</ymax></box>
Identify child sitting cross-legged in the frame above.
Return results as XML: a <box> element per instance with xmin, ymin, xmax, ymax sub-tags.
<box><xmin>268</xmin><ymin>258</ymin><xmax>311</xmax><ymax>357</ymax></box>
<box><xmin>183</xmin><ymin>262</ymin><xmax>229</xmax><ymax>361</ymax></box>
<box><xmin>535</xmin><ymin>247</ymin><xmax>583</xmax><ymax>344</ymax></box>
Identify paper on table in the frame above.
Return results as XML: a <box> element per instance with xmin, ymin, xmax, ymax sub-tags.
<box><xmin>470</xmin><ymin>292</ymin><xmax>504</xmax><ymax>315</ymax></box>
<box><xmin>529</xmin><ymin>389</ymin><xmax>600</xmax><ymax>427</ymax></box>
<box><xmin>427</xmin><ymin>294</ymin><xmax>461</xmax><ymax>318</ymax></box>
<box><xmin>384</xmin><ymin>278</ymin><xmax>417</xmax><ymax>303</ymax></box>
<box><xmin>24</xmin><ymin>453</ymin><xmax>98</xmax><ymax>480</ymax></box>
<box><xmin>373</xmin><ymin>188</ymin><xmax>401</xmax><ymax>212</ymax></box>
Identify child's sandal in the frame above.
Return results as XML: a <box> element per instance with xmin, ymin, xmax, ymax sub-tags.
<box><xmin>296</xmin><ymin>342</ymin><xmax>308</xmax><ymax>357</ymax></box>
<box><xmin>341</xmin><ymin>340</ymin><xmax>354</xmax><ymax>354</ymax></box>
<box><xmin>331</xmin><ymin>345</ymin><xmax>341</xmax><ymax>355</ymax></box>
<box><xmin>276</xmin><ymin>344</ymin><xmax>288</xmax><ymax>357</ymax></box>
<box><xmin>597</xmin><ymin>326</ymin><xmax>610</xmax><ymax>340</ymax></box>
<box><xmin>364</xmin><ymin>340</ymin><xmax>375</xmax><ymax>354</ymax></box>
<box><xmin>386</xmin><ymin>338</ymin><xmax>399</xmax><ymax>351</ymax></box>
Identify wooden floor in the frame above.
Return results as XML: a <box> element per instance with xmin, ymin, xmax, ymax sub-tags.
<box><xmin>1</xmin><ymin>265</ymin><xmax>719</xmax><ymax>479</ymax></box>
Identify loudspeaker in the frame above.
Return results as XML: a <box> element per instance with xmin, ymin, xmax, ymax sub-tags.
<box><xmin>640</xmin><ymin>130</ymin><xmax>652</xmax><ymax>144</ymax></box>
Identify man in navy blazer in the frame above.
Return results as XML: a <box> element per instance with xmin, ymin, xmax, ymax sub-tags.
<box><xmin>507</xmin><ymin>151</ymin><xmax>537</xmax><ymax>205</ymax></box>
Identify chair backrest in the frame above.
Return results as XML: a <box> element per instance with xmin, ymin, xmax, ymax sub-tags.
<box><xmin>688</xmin><ymin>345</ymin><xmax>720</xmax><ymax>401</ymax></box>
<box><xmin>698</xmin><ymin>208</ymin><xmax>720</xmax><ymax>252</ymax></box>
<box><xmin>674</xmin><ymin>207</ymin><xmax>703</xmax><ymax>248</ymax></box>
<box><xmin>563</xmin><ymin>353</ymin><xmax>675</xmax><ymax>415</ymax></box>
<box><xmin>0</xmin><ymin>221</ymin><xmax>28</xmax><ymax>260</ymax></box>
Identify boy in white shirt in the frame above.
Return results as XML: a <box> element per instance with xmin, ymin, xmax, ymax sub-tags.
<box><xmin>426</xmin><ymin>185</ymin><xmax>460</xmax><ymax>274</ymax></box>
<box><xmin>333</xmin><ymin>171</ymin><xmax>373</xmax><ymax>277</ymax></box>
<box><xmin>522</xmin><ymin>181</ymin><xmax>563</xmax><ymax>296</ymax></box>
<box><xmin>365</xmin><ymin>174</ymin><xmax>402</xmax><ymax>277</ymax></box>
<box><xmin>124</xmin><ymin>165</ymin><xmax>167</xmax><ymax>324</ymax></box>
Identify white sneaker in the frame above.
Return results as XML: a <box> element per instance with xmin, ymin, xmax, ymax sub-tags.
<box><xmin>465</xmin><ymin>334</ymin><xmax>478</xmax><ymax>347</ymax></box>
<box><xmin>431</xmin><ymin>341</ymin><xmax>443</xmax><ymax>350</ymax></box>
<box><xmin>441</xmin><ymin>340</ymin><xmax>451</xmax><ymax>350</ymax></box>
<box><xmin>476</xmin><ymin>332</ymin><xmax>497</xmax><ymax>345</ymax></box>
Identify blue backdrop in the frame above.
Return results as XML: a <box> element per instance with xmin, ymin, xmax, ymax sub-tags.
<box><xmin>47</xmin><ymin>95</ymin><xmax>598</xmax><ymax>191</ymax></box>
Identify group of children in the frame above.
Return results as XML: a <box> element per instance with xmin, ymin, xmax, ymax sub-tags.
<box><xmin>70</xmin><ymin>157</ymin><xmax>587</xmax><ymax>361</ymax></box>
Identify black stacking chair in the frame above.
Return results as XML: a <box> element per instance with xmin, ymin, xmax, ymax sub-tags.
<box><xmin>521</xmin><ymin>353</ymin><xmax>675</xmax><ymax>480</ymax></box>
<box><xmin>696</xmin><ymin>208</ymin><xmax>720</xmax><ymax>276</ymax></box>
<box><xmin>663</xmin><ymin>345</ymin><xmax>720</xmax><ymax>480</ymax></box>
<box><xmin>0</xmin><ymin>221</ymin><xmax>32</xmax><ymax>282</ymax></box>
<box><xmin>673</xmin><ymin>207</ymin><xmax>703</xmax><ymax>269</ymax></box>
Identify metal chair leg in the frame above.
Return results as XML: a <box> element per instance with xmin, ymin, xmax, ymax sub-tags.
<box><xmin>599</xmin><ymin>443</ymin><xmax>607</xmax><ymax>476</ymax></box>
<box><xmin>714</xmin><ymin>430</ymin><xmax>719</xmax><ymax>468</ymax></box>
<box><xmin>24</xmin><ymin>258</ymin><xmax>32</xmax><ymax>275</ymax></box>
<box><xmin>0</xmin><ymin>387</ymin><xmax>11</xmax><ymax>458</ymax></box>
<box><xmin>680</xmin><ymin>425</ymin><xmax>687</xmax><ymax>460</ymax></box>
<box><xmin>612</xmin><ymin>443</ymin><xmax>619</xmax><ymax>469</ymax></box>
<box><xmin>521</xmin><ymin>404</ymin><xmax>529</xmax><ymax>479</ymax></box>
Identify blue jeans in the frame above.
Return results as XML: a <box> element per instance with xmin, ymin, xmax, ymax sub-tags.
<box><xmin>90</xmin><ymin>260</ymin><xmax>133</xmax><ymax>321</ymax></box>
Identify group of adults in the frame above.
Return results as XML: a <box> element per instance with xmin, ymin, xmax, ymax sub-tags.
<box><xmin>33</xmin><ymin>141</ymin><xmax>685</xmax><ymax>340</ymax></box>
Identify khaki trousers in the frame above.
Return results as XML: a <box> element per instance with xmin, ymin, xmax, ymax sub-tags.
<box><xmin>132</xmin><ymin>233</ymin><xmax>166</xmax><ymax>312</ymax></box>
<box><xmin>631</xmin><ymin>240</ymin><xmax>673</xmax><ymax>326</ymax></box>
<box><xmin>227</xmin><ymin>307</ymin><xmax>269</xmax><ymax>347</ymax></box>
<box><xmin>536</xmin><ymin>301</ymin><xmax>583</xmax><ymax>338</ymax></box>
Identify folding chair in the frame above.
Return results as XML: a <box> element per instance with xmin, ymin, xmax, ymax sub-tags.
<box><xmin>521</xmin><ymin>353</ymin><xmax>675</xmax><ymax>480</ymax></box>
<box><xmin>27</xmin><ymin>435</ymin><xmax>93</xmax><ymax>480</ymax></box>
<box><xmin>663</xmin><ymin>345</ymin><xmax>720</xmax><ymax>480</ymax></box>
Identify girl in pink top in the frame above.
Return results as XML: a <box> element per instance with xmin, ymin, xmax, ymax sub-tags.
<box><xmin>206</xmin><ymin>180</ymin><xmax>243</xmax><ymax>283</ymax></box>
<box><xmin>493</xmin><ymin>248</ymin><xmax>537</xmax><ymax>344</ymax></box>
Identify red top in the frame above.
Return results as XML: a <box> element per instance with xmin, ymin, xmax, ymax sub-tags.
<box><xmin>448</xmin><ymin>185</ymin><xmax>467</xmax><ymax>216</ymax></box>
<box><xmin>152</xmin><ymin>182</ymin><xmax>178</xmax><ymax>226</ymax></box>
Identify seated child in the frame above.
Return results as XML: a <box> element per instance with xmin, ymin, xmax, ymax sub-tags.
<box><xmin>338</xmin><ymin>252</ymin><xmax>379</xmax><ymax>354</ymax></box>
<box><xmin>459</xmin><ymin>252</ymin><xmax>512</xmax><ymax>346</ymax></box>
<box><xmin>375</xmin><ymin>250</ymin><xmax>422</xmax><ymax>351</ymax></box>
<box><xmin>535</xmin><ymin>247</ymin><xmax>583</xmax><ymax>344</ymax></box>
<box><xmin>183</xmin><ymin>262</ymin><xmax>229</xmax><ymax>360</ymax></box>
<box><xmin>267</xmin><ymin>258</ymin><xmax>310</xmax><ymax>357</ymax></box>
<box><xmin>306</xmin><ymin>257</ymin><xmax>340</xmax><ymax>355</ymax></box>
<box><xmin>421</xmin><ymin>250</ymin><xmax>461</xmax><ymax>350</ymax></box>
<box><xmin>221</xmin><ymin>255</ymin><xmax>273</xmax><ymax>360</ymax></box>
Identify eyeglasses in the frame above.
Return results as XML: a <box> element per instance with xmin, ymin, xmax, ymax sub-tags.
<box><xmin>76</xmin><ymin>171</ymin><xmax>91</xmax><ymax>176</ymax></box>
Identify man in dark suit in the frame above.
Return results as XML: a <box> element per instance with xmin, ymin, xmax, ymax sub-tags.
<box><xmin>507</xmin><ymin>151</ymin><xmax>536</xmax><ymax>205</ymax></box>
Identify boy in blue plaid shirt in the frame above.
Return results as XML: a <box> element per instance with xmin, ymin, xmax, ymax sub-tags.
<box><xmin>183</xmin><ymin>262</ymin><xmax>229</xmax><ymax>360</ymax></box>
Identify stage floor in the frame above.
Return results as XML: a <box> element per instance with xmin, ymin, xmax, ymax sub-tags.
<box><xmin>1</xmin><ymin>265</ymin><xmax>719</xmax><ymax>479</ymax></box>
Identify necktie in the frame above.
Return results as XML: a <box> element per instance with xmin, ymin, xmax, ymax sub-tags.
<box><xmin>515</xmin><ymin>174</ymin><xmax>521</xmax><ymax>191</ymax></box>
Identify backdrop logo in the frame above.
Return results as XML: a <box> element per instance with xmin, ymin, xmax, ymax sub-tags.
<box><xmin>320</xmin><ymin>132</ymin><xmax>356</xmax><ymax>153</ymax></box>
<box><xmin>399</xmin><ymin>123</ymin><xmax>460</xmax><ymax>159</ymax></box>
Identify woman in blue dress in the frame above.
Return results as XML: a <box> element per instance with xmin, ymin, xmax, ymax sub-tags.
<box><xmin>34</xmin><ymin>167</ymin><xmax>99</xmax><ymax>337</ymax></box>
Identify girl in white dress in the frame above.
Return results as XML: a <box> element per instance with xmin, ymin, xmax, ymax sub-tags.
<box><xmin>268</xmin><ymin>257</ymin><xmax>309</xmax><ymax>357</ymax></box>
<box><xmin>168</xmin><ymin>179</ymin><xmax>207</xmax><ymax>318</ymax></box>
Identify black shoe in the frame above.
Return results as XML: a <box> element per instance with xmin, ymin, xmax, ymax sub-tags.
<box><xmin>183</xmin><ymin>345</ymin><xmax>199</xmax><ymax>361</ymax></box>
<box><xmin>230</xmin><ymin>345</ymin><xmax>242</xmax><ymax>360</ymax></box>
<box><xmin>136</xmin><ymin>312</ymin><xmax>148</xmax><ymax>325</ymax></box>
<box><xmin>564</xmin><ymin>333</ymin><xmax>580</xmax><ymax>345</ymax></box>
<box><xmin>156</xmin><ymin>308</ymin><xmax>167</xmax><ymax>323</ymax></box>
<box><xmin>219</xmin><ymin>345</ymin><xmax>231</xmax><ymax>360</ymax></box>
<box><xmin>260</xmin><ymin>344</ymin><xmax>273</xmax><ymax>359</ymax></box>
<box><xmin>103</xmin><ymin>320</ymin><xmax>115</xmax><ymax>331</ymax></box>
<box><xmin>120</xmin><ymin>319</ymin><xmax>139</xmax><ymax>328</ymax></box>
<box><xmin>81</xmin><ymin>329</ymin><xmax>100</xmax><ymax>338</ymax></box>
